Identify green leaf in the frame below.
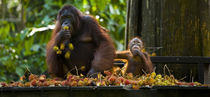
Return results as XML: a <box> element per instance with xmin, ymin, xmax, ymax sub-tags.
<box><xmin>24</xmin><ymin>37</ymin><xmax>34</xmax><ymax>56</ymax></box>
<box><xmin>16</xmin><ymin>67</ymin><xmax>24</xmax><ymax>77</ymax></box>
<box><xmin>31</xmin><ymin>44</ymin><xmax>40</xmax><ymax>52</ymax></box>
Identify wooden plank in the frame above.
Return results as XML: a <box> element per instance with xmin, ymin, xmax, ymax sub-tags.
<box><xmin>125</xmin><ymin>0</ymin><xmax>131</xmax><ymax>49</ymax></box>
<box><xmin>125</xmin><ymin>0</ymin><xmax>142</xmax><ymax>48</ymax></box>
<box><xmin>141</xmin><ymin>0</ymin><xmax>160</xmax><ymax>48</ymax></box>
<box><xmin>114</xmin><ymin>56</ymin><xmax>210</xmax><ymax>65</ymax></box>
<box><xmin>199</xmin><ymin>0</ymin><xmax>210</xmax><ymax>84</ymax></box>
<box><xmin>199</xmin><ymin>0</ymin><xmax>210</xmax><ymax>57</ymax></box>
<box><xmin>150</xmin><ymin>56</ymin><xmax>210</xmax><ymax>64</ymax></box>
<box><xmin>0</xmin><ymin>86</ymin><xmax>210</xmax><ymax>97</ymax></box>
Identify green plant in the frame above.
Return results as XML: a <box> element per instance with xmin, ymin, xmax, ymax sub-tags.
<box><xmin>0</xmin><ymin>0</ymin><xmax>126</xmax><ymax>81</ymax></box>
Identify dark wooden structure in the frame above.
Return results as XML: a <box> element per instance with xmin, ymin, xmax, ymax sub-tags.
<box><xmin>115</xmin><ymin>56</ymin><xmax>210</xmax><ymax>84</ymax></box>
<box><xmin>126</xmin><ymin>0</ymin><xmax>210</xmax><ymax>84</ymax></box>
<box><xmin>1</xmin><ymin>86</ymin><xmax>210</xmax><ymax>97</ymax></box>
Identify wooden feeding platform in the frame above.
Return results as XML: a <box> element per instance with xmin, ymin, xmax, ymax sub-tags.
<box><xmin>1</xmin><ymin>86</ymin><xmax>210</xmax><ymax>97</ymax></box>
<box><xmin>0</xmin><ymin>56</ymin><xmax>210</xmax><ymax>97</ymax></box>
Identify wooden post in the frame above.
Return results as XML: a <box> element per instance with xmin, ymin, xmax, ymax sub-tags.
<box><xmin>125</xmin><ymin>0</ymin><xmax>142</xmax><ymax>49</ymax></box>
<box><xmin>199</xmin><ymin>0</ymin><xmax>210</xmax><ymax>84</ymax></box>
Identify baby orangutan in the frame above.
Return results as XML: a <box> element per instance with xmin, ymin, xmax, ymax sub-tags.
<box><xmin>116</xmin><ymin>37</ymin><xmax>153</xmax><ymax>75</ymax></box>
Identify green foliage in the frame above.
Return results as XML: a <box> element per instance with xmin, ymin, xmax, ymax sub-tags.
<box><xmin>0</xmin><ymin>0</ymin><xmax>126</xmax><ymax>81</ymax></box>
<box><xmin>0</xmin><ymin>21</ymin><xmax>50</xmax><ymax>81</ymax></box>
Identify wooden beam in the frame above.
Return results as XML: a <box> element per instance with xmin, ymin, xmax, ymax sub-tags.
<box><xmin>114</xmin><ymin>56</ymin><xmax>210</xmax><ymax>65</ymax></box>
<box><xmin>150</xmin><ymin>56</ymin><xmax>210</xmax><ymax>64</ymax></box>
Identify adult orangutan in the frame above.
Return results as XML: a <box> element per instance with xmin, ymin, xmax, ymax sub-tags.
<box><xmin>116</xmin><ymin>37</ymin><xmax>153</xmax><ymax>75</ymax></box>
<box><xmin>46</xmin><ymin>5</ymin><xmax>115</xmax><ymax>78</ymax></box>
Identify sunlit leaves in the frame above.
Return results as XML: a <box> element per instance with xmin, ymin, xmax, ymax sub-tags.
<box><xmin>0</xmin><ymin>0</ymin><xmax>127</xmax><ymax>81</ymax></box>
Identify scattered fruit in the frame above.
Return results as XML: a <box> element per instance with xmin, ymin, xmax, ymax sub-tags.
<box><xmin>0</xmin><ymin>71</ymin><xmax>204</xmax><ymax>89</ymax></box>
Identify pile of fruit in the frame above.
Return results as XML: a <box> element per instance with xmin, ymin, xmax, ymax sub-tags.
<box><xmin>0</xmin><ymin>70</ymin><xmax>203</xmax><ymax>89</ymax></box>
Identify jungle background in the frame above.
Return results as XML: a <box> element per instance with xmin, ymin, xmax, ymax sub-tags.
<box><xmin>0</xmin><ymin>0</ymin><xmax>126</xmax><ymax>81</ymax></box>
